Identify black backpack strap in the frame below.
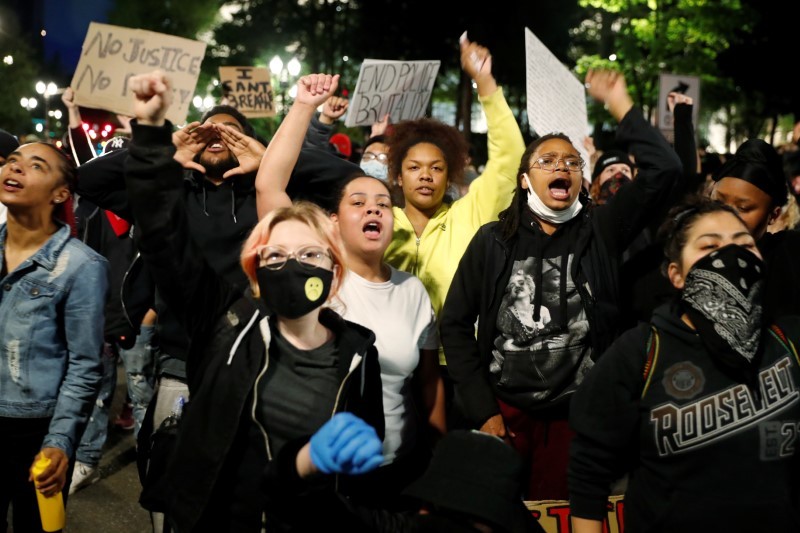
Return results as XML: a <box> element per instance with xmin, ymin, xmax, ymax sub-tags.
<box><xmin>641</xmin><ymin>325</ymin><xmax>660</xmax><ymax>399</ymax></box>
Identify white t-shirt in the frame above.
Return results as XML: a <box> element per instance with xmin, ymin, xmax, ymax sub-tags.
<box><xmin>333</xmin><ymin>266</ymin><xmax>438</xmax><ymax>463</ymax></box>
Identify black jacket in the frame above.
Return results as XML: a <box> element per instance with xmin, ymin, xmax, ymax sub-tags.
<box><xmin>74</xmin><ymin>197</ymin><xmax>139</xmax><ymax>344</ymax></box>
<box><xmin>124</xmin><ymin>121</ymin><xmax>384</xmax><ymax>532</ymax></box>
<box><xmin>440</xmin><ymin>107</ymin><xmax>684</xmax><ymax>428</ymax></box>
<box><xmin>618</xmin><ymin>102</ymin><xmax>705</xmax><ymax>329</ymax></box>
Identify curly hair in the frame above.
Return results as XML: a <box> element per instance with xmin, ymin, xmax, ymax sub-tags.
<box><xmin>386</xmin><ymin>118</ymin><xmax>469</xmax><ymax>186</ymax></box>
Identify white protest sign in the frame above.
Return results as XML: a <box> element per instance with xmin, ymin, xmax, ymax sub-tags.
<box><xmin>524</xmin><ymin>28</ymin><xmax>590</xmax><ymax>168</ymax></box>
<box><xmin>71</xmin><ymin>22</ymin><xmax>207</xmax><ymax>124</ymax></box>
<box><xmin>345</xmin><ymin>59</ymin><xmax>440</xmax><ymax>127</ymax></box>
<box><xmin>219</xmin><ymin>66</ymin><xmax>275</xmax><ymax>118</ymax></box>
<box><xmin>657</xmin><ymin>73</ymin><xmax>700</xmax><ymax>140</ymax></box>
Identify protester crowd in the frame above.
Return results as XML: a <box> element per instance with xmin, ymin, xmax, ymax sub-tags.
<box><xmin>2</xmin><ymin>32</ymin><xmax>800</xmax><ymax>533</ymax></box>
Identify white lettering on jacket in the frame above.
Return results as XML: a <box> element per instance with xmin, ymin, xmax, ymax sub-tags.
<box><xmin>651</xmin><ymin>357</ymin><xmax>798</xmax><ymax>456</ymax></box>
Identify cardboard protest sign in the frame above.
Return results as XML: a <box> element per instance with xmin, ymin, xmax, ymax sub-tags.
<box><xmin>527</xmin><ymin>497</ymin><xmax>624</xmax><ymax>533</ymax></box>
<box><xmin>71</xmin><ymin>22</ymin><xmax>206</xmax><ymax>124</ymax></box>
<box><xmin>219</xmin><ymin>66</ymin><xmax>275</xmax><ymax>118</ymax></box>
<box><xmin>345</xmin><ymin>59</ymin><xmax>440</xmax><ymax>127</ymax></box>
<box><xmin>658</xmin><ymin>73</ymin><xmax>700</xmax><ymax>143</ymax></box>
<box><xmin>524</xmin><ymin>28</ymin><xmax>590</xmax><ymax>170</ymax></box>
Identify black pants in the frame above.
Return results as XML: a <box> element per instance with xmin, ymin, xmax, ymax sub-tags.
<box><xmin>0</xmin><ymin>417</ymin><xmax>52</xmax><ymax>533</ymax></box>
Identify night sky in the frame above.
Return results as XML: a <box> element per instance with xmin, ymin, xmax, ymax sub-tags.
<box><xmin>42</xmin><ymin>0</ymin><xmax>113</xmax><ymax>75</ymax></box>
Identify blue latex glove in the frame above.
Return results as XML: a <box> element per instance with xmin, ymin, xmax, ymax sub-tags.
<box><xmin>309</xmin><ymin>413</ymin><xmax>384</xmax><ymax>475</ymax></box>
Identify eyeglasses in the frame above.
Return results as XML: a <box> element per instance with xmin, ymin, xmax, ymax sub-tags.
<box><xmin>361</xmin><ymin>152</ymin><xmax>389</xmax><ymax>163</ymax></box>
<box><xmin>256</xmin><ymin>245</ymin><xmax>333</xmax><ymax>271</ymax></box>
<box><xmin>529</xmin><ymin>157</ymin><xmax>585</xmax><ymax>173</ymax></box>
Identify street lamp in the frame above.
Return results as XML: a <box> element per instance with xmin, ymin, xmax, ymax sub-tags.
<box><xmin>35</xmin><ymin>81</ymin><xmax>59</xmax><ymax>138</ymax></box>
<box><xmin>269</xmin><ymin>55</ymin><xmax>301</xmax><ymax>119</ymax></box>
<box><xmin>20</xmin><ymin>97</ymin><xmax>38</xmax><ymax>111</ymax></box>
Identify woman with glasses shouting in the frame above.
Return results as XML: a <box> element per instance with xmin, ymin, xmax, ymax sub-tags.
<box><xmin>122</xmin><ymin>70</ymin><xmax>384</xmax><ymax>533</ymax></box>
<box><xmin>440</xmin><ymin>69</ymin><xmax>685</xmax><ymax>500</ymax></box>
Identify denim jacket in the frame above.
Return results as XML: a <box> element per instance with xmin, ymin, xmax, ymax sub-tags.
<box><xmin>0</xmin><ymin>223</ymin><xmax>108</xmax><ymax>457</ymax></box>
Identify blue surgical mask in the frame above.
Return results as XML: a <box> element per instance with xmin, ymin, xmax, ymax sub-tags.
<box><xmin>360</xmin><ymin>159</ymin><xmax>389</xmax><ymax>182</ymax></box>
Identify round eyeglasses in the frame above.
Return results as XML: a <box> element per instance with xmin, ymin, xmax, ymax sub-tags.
<box><xmin>257</xmin><ymin>245</ymin><xmax>333</xmax><ymax>271</ymax></box>
<box><xmin>529</xmin><ymin>157</ymin><xmax>585</xmax><ymax>173</ymax></box>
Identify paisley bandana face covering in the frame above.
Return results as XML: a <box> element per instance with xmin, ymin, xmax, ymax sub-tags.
<box><xmin>680</xmin><ymin>244</ymin><xmax>765</xmax><ymax>370</ymax></box>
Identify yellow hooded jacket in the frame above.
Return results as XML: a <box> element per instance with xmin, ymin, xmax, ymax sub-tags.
<box><xmin>384</xmin><ymin>87</ymin><xmax>525</xmax><ymax>362</ymax></box>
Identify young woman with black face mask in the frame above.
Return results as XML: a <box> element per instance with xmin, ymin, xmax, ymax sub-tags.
<box><xmin>569</xmin><ymin>197</ymin><xmax>800</xmax><ymax>533</ymax></box>
<box><xmin>252</xmin><ymin>73</ymin><xmax>445</xmax><ymax>511</ymax></box>
<box><xmin>123</xmin><ymin>70</ymin><xmax>384</xmax><ymax>533</ymax></box>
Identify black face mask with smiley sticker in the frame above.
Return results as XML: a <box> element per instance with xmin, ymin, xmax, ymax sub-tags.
<box><xmin>256</xmin><ymin>260</ymin><xmax>333</xmax><ymax>319</ymax></box>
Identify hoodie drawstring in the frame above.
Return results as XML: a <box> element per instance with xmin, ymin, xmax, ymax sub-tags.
<box><xmin>533</xmin><ymin>233</ymin><xmax>545</xmax><ymax>323</ymax></box>
<box><xmin>200</xmin><ymin>180</ymin><xmax>237</xmax><ymax>223</ymax></box>
<box><xmin>230</xmin><ymin>185</ymin><xmax>238</xmax><ymax>224</ymax></box>
<box><xmin>558</xmin><ymin>248</ymin><xmax>570</xmax><ymax>330</ymax></box>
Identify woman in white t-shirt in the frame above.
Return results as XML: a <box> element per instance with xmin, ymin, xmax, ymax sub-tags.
<box><xmin>246</xmin><ymin>73</ymin><xmax>445</xmax><ymax>509</ymax></box>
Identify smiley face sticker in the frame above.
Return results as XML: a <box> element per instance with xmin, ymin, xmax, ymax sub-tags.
<box><xmin>305</xmin><ymin>277</ymin><xmax>324</xmax><ymax>302</ymax></box>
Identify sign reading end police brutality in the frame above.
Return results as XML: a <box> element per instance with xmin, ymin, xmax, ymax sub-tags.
<box><xmin>345</xmin><ymin>59</ymin><xmax>440</xmax><ymax>128</ymax></box>
<box><xmin>71</xmin><ymin>22</ymin><xmax>206</xmax><ymax>124</ymax></box>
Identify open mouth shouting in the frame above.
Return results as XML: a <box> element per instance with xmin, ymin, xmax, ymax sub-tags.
<box><xmin>205</xmin><ymin>138</ymin><xmax>227</xmax><ymax>154</ymax></box>
<box><xmin>362</xmin><ymin>219</ymin><xmax>383</xmax><ymax>240</ymax></box>
<box><xmin>548</xmin><ymin>177</ymin><xmax>573</xmax><ymax>202</ymax></box>
<box><xmin>3</xmin><ymin>178</ymin><xmax>24</xmax><ymax>192</ymax></box>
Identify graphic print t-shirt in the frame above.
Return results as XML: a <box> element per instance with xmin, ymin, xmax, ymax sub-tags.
<box><xmin>491</xmin><ymin>225</ymin><xmax>593</xmax><ymax>410</ymax></box>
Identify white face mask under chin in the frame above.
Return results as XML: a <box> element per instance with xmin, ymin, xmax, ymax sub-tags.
<box><xmin>523</xmin><ymin>173</ymin><xmax>583</xmax><ymax>225</ymax></box>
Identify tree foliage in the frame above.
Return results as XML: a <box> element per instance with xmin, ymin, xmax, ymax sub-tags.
<box><xmin>0</xmin><ymin>6</ymin><xmax>44</xmax><ymax>136</ymax></box>
<box><xmin>571</xmin><ymin>0</ymin><xmax>752</xmax><ymax>136</ymax></box>
<box><xmin>108</xmin><ymin>0</ymin><xmax>223</xmax><ymax>40</ymax></box>
<box><xmin>97</xmin><ymin>0</ymin><xmax>795</xmax><ymax>148</ymax></box>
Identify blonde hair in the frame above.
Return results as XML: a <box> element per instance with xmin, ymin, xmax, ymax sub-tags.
<box><xmin>240</xmin><ymin>201</ymin><xmax>347</xmax><ymax>299</ymax></box>
<box><xmin>768</xmin><ymin>194</ymin><xmax>800</xmax><ymax>234</ymax></box>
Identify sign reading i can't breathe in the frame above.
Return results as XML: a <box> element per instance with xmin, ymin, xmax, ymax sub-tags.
<box><xmin>219</xmin><ymin>67</ymin><xmax>275</xmax><ymax>118</ymax></box>
<box><xmin>70</xmin><ymin>22</ymin><xmax>207</xmax><ymax>124</ymax></box>
<box><xmin>345</xmin><ymin>59</ymin><xmax>440</xmax><ymax>127</ymax></box>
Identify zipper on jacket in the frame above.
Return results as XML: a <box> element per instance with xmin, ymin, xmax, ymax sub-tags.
<box><xmin>331</xmin><ymin>353</ymin><xmax>363</xmax><ymax>492</ymax></box>
<box><xmin>413</xmin><ymin>237</ymin><xmax>421</xmax><ymax>276</ymax></box>
<box><xmin>251</xmin><ymin>317</ymin><xmax>273</xmax><ymax>461</ymax></box>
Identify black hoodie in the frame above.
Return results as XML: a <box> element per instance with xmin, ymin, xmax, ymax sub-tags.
<box><xmin>440</xmin><ymin>107</ymin><xmax>684</xmax><ymax>428</ymax></box>
<box><xmin>569</xmin><ymin>303</ymin><xmax>800</xmax><ymax>532</ymax></box>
